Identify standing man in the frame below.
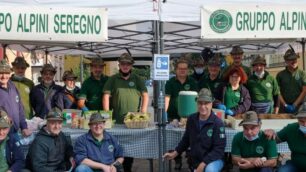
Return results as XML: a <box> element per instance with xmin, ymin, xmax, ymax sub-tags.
<box><xmin>199</xmin><ymin>54</ymin><xmax>224</xmax><ymax>99</ymax></box>
<box><xmin>30</xmin><ymin>64</ymin><xmax>62</xmax><ymax>119</ymax></box>
<box><xmin>223</xmin><ymin>46</ymin><xmax>251</xmax><ymax>77</ymax></box>
<box><xmin>231</xmin><ymin>111</ymin><xmax>278</xmax><ymax>172</ymax></box>
<box><xmin>265</xmin><ymin>103</ymin><xmax>306</xmax><ymax>172</ymax></box>
<box><xmin>276</xmin><ymin>47</ymin><xmax>306</xmax><ymax>113</ymax></box>
<box><xmin>0</xmin><ymin>59</ymin><xmax>31</xmax><ymax>137</ymax></box>
<box><xmin>163</xmin><ymin>88</ymin><xmax>226</xmax><ymax>172</ymax></box>
<box><xmin>191</xmin><ymin>57</ymin><xmax>206</xmax><ymax>82</ymax></box>
<box><xmin>247</xmin><ymin>56</ymin><xmax>280</xmax><ymax>114</ymax></box>
<box><xmin>26</xmin><ymin>110</ymin><xmax>74</xmax><ymax>172</ymax></box>
<box><xmin>103</xmin><ymin>53</ymin><xmax>148</xmax><ymax>123</ymax></box>
<box><xmin>103</xmin><ymin>53</ymin><xmax>148</xmax><ymax>172</ymax></box>
<box><xmin>165</xmin><ymin>58</ymin><xmax>198</xmax><ymax>121</ymax></box>
<box><xmin>78</xmin><ymin>58</ymin><xmax>108</xmax><ymax>111</ymax></box>
<box><xmin>74</xmin><ymin>113</ymin><xmax>124</xmax><ymax>172</ymax></box>
<box><xmin>56</xmin><ymin>70</ymin><xmax>80</xmax><ymax>110</ymax></box>
<box><xmin>11</xmin><ymin>56</ymin><xmax>34</xmax><ymax>119</ymax></box>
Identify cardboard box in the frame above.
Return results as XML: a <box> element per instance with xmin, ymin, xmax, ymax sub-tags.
<box><xmin>63</xmin><ymin>109</ymin><xmax>82</xmax><ymax>126</ymax></box>
<box><xmin>227</xmin><ymin>114</ymin><xmax>296</xmax><ymax>130</ymax></box>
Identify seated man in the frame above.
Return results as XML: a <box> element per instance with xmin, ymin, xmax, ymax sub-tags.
<box><xmin>265</xmin><ymin>103</ymin><xmax>306</xmax><ymax>172</ymax></box>
<box><xmin>26</xmin><ymin>110</ymin><xmax>74</xmax><ymax>172</ymax></box>
<box><xmin>163</xmin><ymin>88</ymin><xmax>226</xmax><ymax>172</ymax></box>
<box><xmin>232</xmin><ymin>111</ymin><xmax>277</xmax><ymax>172</ymax></box>
<box><xmin>74</xmin><ymin>113</ymin><xmax>124</xmax><ymax>172</ymax></box>
<box><xmin>0</xmin><ymin>109</ymin><xmax>25</xmax><ymax>172</ymax></box>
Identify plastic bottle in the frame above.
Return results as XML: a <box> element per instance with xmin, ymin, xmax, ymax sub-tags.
<box><xmin>16</xmin><ymin>133</ymin><xmax>35</xmax><ymax>146</ymax></box>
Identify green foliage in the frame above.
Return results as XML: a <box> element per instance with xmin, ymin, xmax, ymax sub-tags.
<box><xmin>73</xmin><ymin>64</ymin><xmax>91</xmax><ymax>82</ymax></box>
<box><xmin>132</xmin><ymin>66</ymin><xmax>150</xmax><ymax>80</ymax></box>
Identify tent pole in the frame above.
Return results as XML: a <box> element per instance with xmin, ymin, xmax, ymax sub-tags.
<box><xmin>80</xmin><ymin>55</ymin><xmax>84</xmax><ymax>83</ymax></box>
<box><xmin>301</xmin><ymin>38</ymin><xmax>305</xmax><ymax>70</ymax></box>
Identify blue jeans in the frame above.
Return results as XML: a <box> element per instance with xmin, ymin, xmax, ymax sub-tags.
<box><xmin>278</xmin><ymin>161</ymin><xmax>300</xmax><ymax>172</ymax></box>
<box><xmin>203</xmin><ymin>159</ymin><xmax>224</xmax><ymax>172</ymax></box>
<box><xmin>75</xmin><ymin>164</ymin><xmax>95</xmax><ymax>172</ymax></box>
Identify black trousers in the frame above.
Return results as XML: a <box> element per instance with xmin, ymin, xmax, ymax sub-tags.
<box><xmin>123</xmin><ymin>157</ymin><xmax>134</xmax><ymax>172</ymax></box>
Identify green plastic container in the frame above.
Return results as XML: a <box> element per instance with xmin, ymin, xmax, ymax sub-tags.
<box><xmin>178</xmin><ymin>91</ymin><xmax>198</xmax><ymax>117</ymax></box>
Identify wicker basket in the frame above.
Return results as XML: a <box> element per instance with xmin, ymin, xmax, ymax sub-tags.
<box><xmin>124</xmin><ymin>121</ymin><xmax>149</xmax><ymax>129</ymax></box>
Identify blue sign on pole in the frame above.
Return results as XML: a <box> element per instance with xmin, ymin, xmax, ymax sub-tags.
<box><xmin>153</xmin><ymin>54</ymin><xmax>169</xmax><ymax>80</ymax></box>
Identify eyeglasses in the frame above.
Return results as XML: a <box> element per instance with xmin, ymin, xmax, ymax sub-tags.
<box><xmin>230</xmin><ymin>75</ymin><xmax>240</xmax><ymax>78</ymax></box>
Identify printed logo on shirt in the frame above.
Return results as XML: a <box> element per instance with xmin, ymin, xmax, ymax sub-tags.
<box><xmin>235</xmin><ymin>92</ymin><xmax>240</xmax><ymax>97</ymax></box>
<box><xmin>214</xmin><ymin>83</ymin><xmax>219</xmax><ymax>88</ymax></box>
<box><xmin>295</xmin><ymin>72</ymin><xmax>300</xmax><ymax>81</ymax></box>
<box><xmin>256</xmin><ymin>146</ymin><xmax>264</xmax><ymax>154</ymax></box>
<box><xmin>184</xmin><ymin>84</ymin><xmax>190</xmax><ymax>90</ymax></box>
<box><xmin>16</xmin><ymin>96</ymin><xmax>19</xmax><ymax>103</ymax></box>
<box><xmin>219</xmin><ymin>127</ymin><xmax>225</xmax><ymax>133</ymax></box>
<box><xmin>129</xmin><ymin>81</ymin><xmax>135</xmax><ymax>87</ymax></box>
<box><xmin>207</xmin><ymin>129</ymin><xmax>213</xmax><ymax>137</ymax></box>
<box><xmin>265</xmin><ymin>82</ymin><xmax>271</xmax><ymax>88</ymax></box>
<box><xmin>108</xmin><ymin>145</ymin><xmax>114</xmax><ymax>152</ymax></box>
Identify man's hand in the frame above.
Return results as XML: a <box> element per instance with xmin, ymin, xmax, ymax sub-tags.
<box><xmin>22</xmin><ymin>128</ymin><xmax>32</xmax><ymax>137</ymax></box>
<box><xmin>195</xmin><ymin>162</ymin><xmax>206</xmax><ymax>172</ymax></box>
<box><xmin>69</xmin><ymin>157</ymin><xmax>76</xmax><ymax>169</ymax></box>
<box><xmin>102</xmin><ymin>165</ymin><xmax>117</xmax><ymax>172</ymax></box>
<box><xmin>251</xmin><ymin>158</ymin><xmax>264</xmax><ymax>167</ymax></box>
<box><xmin>162</xmin><ymin>151</ymin><xmax>178</xmax><ymax>160</ymax></box>
<box><xmin>238</xmin><ymin>158</ymin><xmax>253</xmax><ymax>169</ymax></box>
<box><xmin>264</xmin><ymin>129</ymin><xmax>276</xmax><ymax>140</ymax></box>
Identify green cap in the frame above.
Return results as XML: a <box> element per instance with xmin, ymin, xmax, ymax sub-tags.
<box><xmin>118</xmin><ymin>53</ymin><xmax>134</xmax><ymax>64</ymax></box>
<box><xmin>41</xmin><ymin>64</ymin><xmax>56</xmax><ymax>74</ymax></box>
<box><xmin>62</xmin><ymin>70</ymin><xmax>77</xmax><ymax>81</ymax></box>
<box><xmin>90</xmin><ymin>58</ymin><xmax>104</xmax><ymax>65</ymax></box>
<box><xmin>251</xmin><ymin>55</ymin><xmax>266</xmax><ymax>66</ymax></box>
<box><xmin>0</xmin><ymin>110</ymin><xmax>11</xmax><ymax>128</ymax></box>
<box><xmin>284</xmin><ymin>48</ymin><xmax>299</xmax><ymax>61</ymax></box>
<box><xmin>197</xmin><ymin>88</ymin><xmax>214</xmax><ymax>102</ymax></box>
<box><xmin>11</xmin><ymin>56</ymin><xmax>30</xmax><ymax>68</ymax></box>
<box><xmin>0</xmin><ymin>59</ymin><xmax>12</xmax><ymax>73</ymax></box>
<box><xmin>239</xmin><ymin>111</ymin><xmax>261</xmax><ymax>126</ymax></box>
<box><xmin>46</xmin><ymin>111</ymin><xmax>64</xmax><ymax>121</ymax></box>
<box><xmin>88</xmin><ymin>113</ymin><xmax>109</xmax><ymax>125</ymax></box>
<box><xmin>230</xmin><ymin>46</ymin><xmax>244</xmax><ymax>55</ymax></box>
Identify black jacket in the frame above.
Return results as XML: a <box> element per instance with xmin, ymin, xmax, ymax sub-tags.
<box><xmin>26</xmin><ymin>127</ymin><xmax>73</xmax><ymax>172</ymax></box>
<box><xmin>175</xmin><ymin>112</ymin><xmax>226</xmax><ymax>167</ymax></box>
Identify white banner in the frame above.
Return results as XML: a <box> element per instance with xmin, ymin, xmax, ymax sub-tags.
<box><xmin>201</xmin><ymin>5</ymin><xmax>306</xmax><ymax>39</ymax></box>
<box><xmin>0</xmin><ymin>6</ymin><xmax>108</xmax><ymax>42</ymax></box>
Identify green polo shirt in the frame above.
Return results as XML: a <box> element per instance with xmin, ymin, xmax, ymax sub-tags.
<box><xmin>222</xmin><ymin>64</ymin><xmax>252</xmax><ymax>77</ymax></box>
<box><xmin>246</xmin><ymin>72</ymin><xmax>279</xmax><ymax>103</ymax></box>
<box><xmin>224</xmin><ymin>85</ymin><xmax>241</xmax><ymax>109</ymax></box>
<box><xmin>277</xmin><ymin>123</ymin><xmax>306</xmax><ymax>169</ymax></box>
<box><xmin>165</xmin><ymin>76</ymin><xmax>198</xmax><ymax>120</ymax></box>
<box><xmin>231</xmin><ymin>131</ymin><xmax>278</xmax><ymax>172</ymax></box>
<box><xmin>103</xmin><ymin>73</ymin><xmax>147</xmax><ymax>124</ymax></box>
<box><xmin>276</xmin><ymin>67</ymin><xmax>306</xmax><ymax>104</ymax></box>
<box><xmin>11</xmin><ymin>76</ymin><xmax>34</xmax><ymax>119</ymax></box>
<box><xmin>198</xmin><ymin>73</ymin><xmax>223</xmax><ymax>98</ymax></box>
<box><xmin>79</xmin><ymin>75</ymin><xmax>108</xmax><ymax>110</ymax></box>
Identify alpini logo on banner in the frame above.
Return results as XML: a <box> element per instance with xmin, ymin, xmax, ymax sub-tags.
<box><xmin>209</xmin><ymin>9</ymin><xmax>233</xmax><ymax>33</ymax></box>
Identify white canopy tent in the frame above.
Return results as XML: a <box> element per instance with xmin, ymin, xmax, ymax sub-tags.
<box><xmin>1</xmin><ymin>0</ymin><xmax>305</xmax><ymax>59</ymax></box>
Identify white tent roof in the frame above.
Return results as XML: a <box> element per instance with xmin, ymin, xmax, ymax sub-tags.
<box><xmin>0</xmin><ymin>0</ymin><xmax>305</xmax><ymax>58</ymax></box>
